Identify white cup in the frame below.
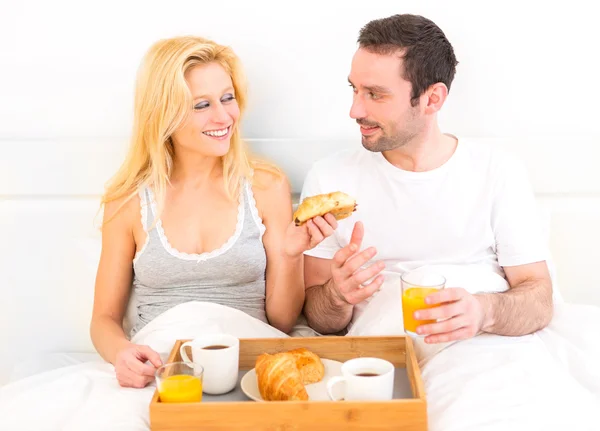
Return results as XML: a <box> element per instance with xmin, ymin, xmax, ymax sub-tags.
<box><xmin>327</xmin><ymin>357</ymin><xmax>395</xmax><ymax>401</ymax></box>
<box><xmin>180</xmin><ymin>334</ymin><xmax>239</xmax><ymax>395</ymax></box>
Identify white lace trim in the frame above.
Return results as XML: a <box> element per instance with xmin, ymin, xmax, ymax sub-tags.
<box><xmin>147</xmin><ymin>185</ymin><xmax>245</xmax><ymax>262</ymax></box>
<box><xmin>245</xmin><ymin>177</ymin><xmax>266</xmax><ymax>240</ymax></box>
<box><xmin>133</xmin><ymin>188</ymin><xmax>150</xmax><ymax>266</ymax></box>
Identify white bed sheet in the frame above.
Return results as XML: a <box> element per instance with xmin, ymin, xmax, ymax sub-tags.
<box><xmin>7</xmin><ymin>353</ymin><xmax>103</xmax><ymax>385</ymax></box>
<box><xmin>1</xmin><ymin>268</ymin><xmax>599</xmax><ymax>431</ymax></box>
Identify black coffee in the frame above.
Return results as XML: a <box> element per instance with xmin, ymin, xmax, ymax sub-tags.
<box><xmin>355</xmin><ymin>372</ymin><xmax>379</xmax><ymax>377</ymax></box>
<box><xmin>202</xmin><ymin>345</ymin><xmax>229</xmax><ymax>350</ymax></box>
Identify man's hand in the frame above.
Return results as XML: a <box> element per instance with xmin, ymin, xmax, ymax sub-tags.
<box><xmin>414</xmin><ymin>288</ymin><xmax>487</xmax><ymax>344</ymax></box>
<box><xmin>328</xmin><ymin>221</ymin><xmax>386</xmax><ymax>305</ymax></box>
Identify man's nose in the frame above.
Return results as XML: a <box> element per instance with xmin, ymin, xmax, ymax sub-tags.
<box><xmin>349</xmin><ymin>95</ymin><xmax>366</xmax><ymax>120</ymax></box>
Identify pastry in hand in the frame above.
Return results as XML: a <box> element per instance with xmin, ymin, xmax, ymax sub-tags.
<box><xmin>255</xmin><ymin>352</ymin><xmax>309</xmax><ymax>401</ymax></box>
<box><xmin>287</xmin><ymin>348</ymin><xmax>325</xmax><ymax>384</ymax></box>
<box><xmin>293</xmin><ymin>192</ymin><xmax>357</xmax><ymax>226</ymax></box>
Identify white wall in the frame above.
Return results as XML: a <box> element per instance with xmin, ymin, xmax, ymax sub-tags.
<box><xmin>1</xmin><ymin>0</ymin><xmax>599</xmax><ymax>384</ymax></box>
<box><xmin>1</xmin><ymin>0</ymin><xmax>598</xmax><ymax>139</ymax></box>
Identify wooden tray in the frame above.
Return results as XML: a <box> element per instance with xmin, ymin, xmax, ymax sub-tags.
<box><xmin>149</xmin><ymin>335</ymin><xmax>427</xmax><ymax>431</ymax></box>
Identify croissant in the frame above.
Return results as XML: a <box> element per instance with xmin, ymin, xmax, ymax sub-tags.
<box><xmin>255</xmin><ymin>352</ymin><xmax>308</xmax><ymax>401</ymax></box>
<box><xmin>287</xmin><ymin>348</ymin><xmax>325</xmax><ymax>384</ymax></box>
<box><xmin>293</xmin><ymin>192</ymin><xmax>357</xmax><ymax>226</ymax></box>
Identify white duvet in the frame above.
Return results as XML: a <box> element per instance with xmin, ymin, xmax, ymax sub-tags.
<box><xmin>348</xmin><ymin>267</ymin><xmax>600</xmax><ymax>431</ymax></box>
<box><xmin>1</xmin><ymin>271</ymin><xmax>599</xmax><ymax>431</ymax></box>
<box><xmin>0</xmin><ymin>303</ymin><xmax>290</xmax><ymax>431</ymax></box>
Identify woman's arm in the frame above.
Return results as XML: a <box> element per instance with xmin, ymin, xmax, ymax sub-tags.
<box><xmin>253</xmin><ymin>170</ymin><xmax>336</xmax><ymax>333</ymax></box>
<box><xmin>253</xmin><ymin>172</ymin><xmax>303</xmax><ymax>333</ymax></box>
<box><xmin>90</xmin><ymin>196</ymin><xmax>136</xmax><ymax>362</ymax></box>
<box><xmin>90</xmin><ymin>195</ymin><xmax>162</xmax><ymax>387</ymax></box>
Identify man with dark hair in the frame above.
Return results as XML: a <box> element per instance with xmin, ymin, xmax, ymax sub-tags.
<box><xmin>301</xmin><ymin>14</ymin><xmax>554</xmax><ymax>343</ymax></box>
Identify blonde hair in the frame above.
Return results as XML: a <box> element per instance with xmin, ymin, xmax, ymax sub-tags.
<box><xmin>102</xmin><ymin>36</ymin><xmax>275</xmax><ymax>222</ymax></box>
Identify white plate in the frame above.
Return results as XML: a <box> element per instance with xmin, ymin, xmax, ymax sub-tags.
<box><xmin>240</xmin><ymin>358</ymin><xmax>343</xmax><ymax>401</ymax></box>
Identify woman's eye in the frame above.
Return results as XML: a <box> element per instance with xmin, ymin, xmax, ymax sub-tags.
<box><xmin>221</xmin><ymin>93</ymin><xmax>235</xmax><ymax>103</ymax></box>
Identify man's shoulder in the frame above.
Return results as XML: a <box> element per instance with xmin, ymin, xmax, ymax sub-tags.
<box><xmin>459</xmin><ymin>138</ymin><xmax>525</xmax><ymax>173</ymax></box>
<box><xmin>309</xmin><ymin>148</ymin><xmax>371</xmax><ymax>175</ymax></box>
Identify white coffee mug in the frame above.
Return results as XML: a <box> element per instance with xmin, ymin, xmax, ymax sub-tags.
<box><xmin>327</xmin><ymin>357</ymin><xmax>395</xmax><ymax>401</ymax></box>
<box><xmin>180</xmin><ymin>334</ymin><xmax>240</xmax><ymax>395</ymax></box>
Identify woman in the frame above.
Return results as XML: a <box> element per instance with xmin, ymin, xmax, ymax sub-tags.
<box><xmin>90</xmin><ymin>36</ymin><xmax>337</xmax><ymax>389</ymax></box>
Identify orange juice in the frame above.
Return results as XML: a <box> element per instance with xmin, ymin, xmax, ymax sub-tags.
<box><xmin>158</xmin><ymin>374</ymin><xmax>203</xmax><ymax>403</ymax></box>
<box><xmin>402</xmin><ymin>287</ymin><xmax>440</xmax><ymax>333</ymax></box>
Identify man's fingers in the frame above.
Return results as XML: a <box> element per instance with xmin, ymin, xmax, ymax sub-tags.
<box><xmin>349</xmin><ymin>221</ymin><xmax>364</xmax><ymax>248</ymax></box>
<box><xmin>415</xmin><ymin>300</ymin><xmax>463</xmax><ymax>321</ymax></box>
<box><xmin>424</xmin><ymin>326</ymin><xmax>474</xmax><ymax>344</ymax></box>
<box><xmin>346</xmin><ymin>275</ymin><xmax>385</xmax><ymax>304</ymax></box>
<box><xmin>425</xmin><ymin>287</ymin><xmax>466</xmax><ymax>305</ymax></box>
<box><xmin>416</xmin><ymin>315</ymin><xmax>467</xmax><ymax>336</ymax></box>
<box><xmin>332</xmin><ymin>243</ymin><xmax>359</xmax><ymax>268</ymax></box>
<box><xmin>332</xmin><ymin>222</ymin><xmax>372</xmax><ymax>272</ymax></box>
<box><xmin>350</xmin><ymin>261</ymin><xmax>386</xmax><ymax>286</ymax></box>
<box><xmin>340</xmin><ymin>247</ymin><xmax>378</xmax><ymax>278</ymax></box>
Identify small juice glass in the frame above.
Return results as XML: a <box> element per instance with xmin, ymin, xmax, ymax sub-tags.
<box><xmin>401</xmin><ymin>270</ymin><xmax>446</xmax><ymax>336</ymax></box>
<box><xmin>155</xmin><ymin>361</ymin><xmax>204</xmax><ymax>403</ymax></box>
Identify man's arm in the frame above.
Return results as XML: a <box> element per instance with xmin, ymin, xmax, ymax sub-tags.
<box><xmin>415</xmin><ymin>261</ymin><xmax>554</xmax><ymax>343</ymax></box>
<box><xmin>303</xmin><ymin>222</ymin><xmax>386</xmax><ymax>335</ymax></box>
<box><xmin>304</xmin><ymin>258</ymin><xmax>354</xmax><ymax>334</ymax></box>
<box><xmin>477</xmin><ymin>261</ymin><xmax>553</xmax><ymax>336</ymax></box>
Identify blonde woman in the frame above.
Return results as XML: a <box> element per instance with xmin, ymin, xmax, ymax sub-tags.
<box><xmin>89</xmin><ymin>36</ymin><xmax>337</xmax><ymax>389</ymax></box>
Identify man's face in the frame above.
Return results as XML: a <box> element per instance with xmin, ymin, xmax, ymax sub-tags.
<box><xmin>348</xmin><ymin>48</ymin><xmax>425</xmax><ymax>152</ymax></box>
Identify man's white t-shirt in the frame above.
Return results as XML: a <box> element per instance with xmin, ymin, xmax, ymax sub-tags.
<box><xmin>301</xmin><ymin>138</ymin><xmax>550</xmax><ymax>329</ymax></box>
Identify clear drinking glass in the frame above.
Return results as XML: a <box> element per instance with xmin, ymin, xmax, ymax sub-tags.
<box><xmin>401</xmin><ymin>269</ymin><xmax>446</xmax><ymax>336</ymax></box>
<box><xmin>155</xmin><ymin>361</ymin><xmax>204</xmax><ymax>403</ymax></box>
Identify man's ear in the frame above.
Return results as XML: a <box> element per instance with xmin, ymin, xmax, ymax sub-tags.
<box><xmin>423</xmin><ymin>83</ymin><xmax>449</xmax><ymax>115</ymax></box>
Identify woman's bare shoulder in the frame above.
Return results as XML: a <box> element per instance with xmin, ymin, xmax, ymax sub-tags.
<box><xmin>102</xmin><ymin>192</ymin><xmax>142</xmax><ymax>231</ymax></box>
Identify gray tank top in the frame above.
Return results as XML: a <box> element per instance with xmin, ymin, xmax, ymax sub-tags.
<box><xmin>130</xmin><ymin>178</ymin><xmax>268</xmax><ymax>336</ymax></box>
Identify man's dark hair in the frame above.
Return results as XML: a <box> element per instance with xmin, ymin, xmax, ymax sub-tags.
<box><xmin>358</xmin><ymin>14</ymin><xmax>458</xmax><ymax>106</ymax></box>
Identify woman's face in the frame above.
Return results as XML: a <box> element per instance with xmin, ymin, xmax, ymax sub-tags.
<box><xmin>171</xmin><ymin>62</ymin><xmax>240</xmax><ymax>158</ymax></box>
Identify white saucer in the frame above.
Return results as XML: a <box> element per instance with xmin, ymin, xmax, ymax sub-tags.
<box><xmin>240</xmin><ymin>358</ymin><xmax>343</xmax><ymax>401</ymax></box>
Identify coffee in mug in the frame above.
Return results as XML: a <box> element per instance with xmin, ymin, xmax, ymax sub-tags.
<box><xmin>327</xmin><ymin>357</ymin><xmax>394</xmax><ymax>401</ymax></box>
<box><xmin>180</xmin><ymin>334</ymin><xmax>240</xmax><ymax>395</ymax></box>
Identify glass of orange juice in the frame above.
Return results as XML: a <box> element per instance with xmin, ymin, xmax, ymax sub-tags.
<box><xmin>155</xmin><ymin>362</ymin><xmax>204</xmax><ymax>403</ymax></box>
<box><xmin>401</xmin><ymin>270</ymin><xmax>446</xmax><ymax>336</ymax></box>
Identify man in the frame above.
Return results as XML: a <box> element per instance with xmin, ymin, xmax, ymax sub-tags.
<box><xmin>301</xmin><ymin>14</ymin><xmax>554</xmax><ymax>343</ymax></box>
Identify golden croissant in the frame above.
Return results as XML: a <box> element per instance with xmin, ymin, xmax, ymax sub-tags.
<box><xmin>255</xmin><ymin>352</ymin><xmax>308</xmax><ymax>401</ymax></box>
<box><xmin>293</xmin><ymin>192</ymin><xmax>357</xmax><ymax>226</ymax></box>
<box><xmin>286</xmin><ymin>348</ymin><xmax>325</xmax><ymax>384</ymax></box>
<box><xmin>255</xmin><ymin>348</ymin><xmax>325</xmax><ymax>401</ymax></box>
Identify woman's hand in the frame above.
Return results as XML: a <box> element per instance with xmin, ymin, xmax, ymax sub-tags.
<box><xmin>283</xmin><ymin>213</ymin><xmax>338</xmax><ymax>258</ymax></box>
<box><xmin>114</xmin><ymin>343</ymin><xmax>163</xmax><ymax>388</ymax></box>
